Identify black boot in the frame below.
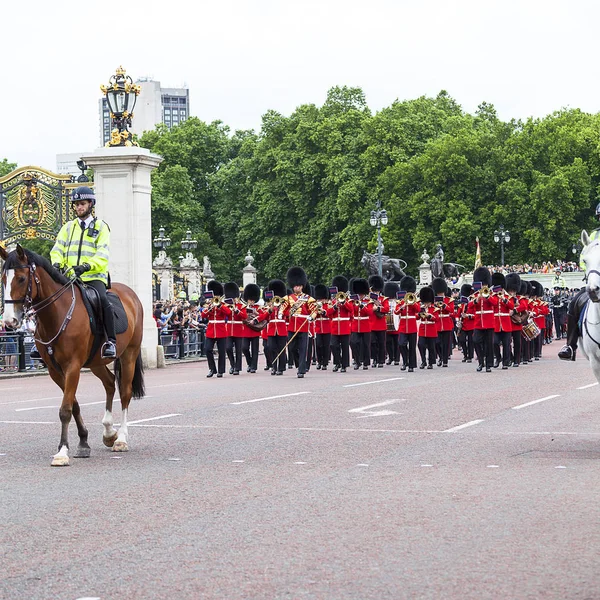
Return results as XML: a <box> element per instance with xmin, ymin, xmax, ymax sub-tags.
<box><xmin>101</xmin><ymin>339</ymin><xmax>117</xmax><ymax>359</ymax></box>
<box><xmin>558</xmin><ymin>311</ymin><xmax>580</xmax><ymax>361</ymax></box>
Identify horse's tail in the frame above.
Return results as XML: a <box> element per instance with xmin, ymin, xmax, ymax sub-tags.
<box><xmin>114</xmin><ymin>351</ymin><xmax>145</xmax><ymax>400</ymax></box>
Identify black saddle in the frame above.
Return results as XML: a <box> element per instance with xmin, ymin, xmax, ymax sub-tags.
<box><xmin>77</xmin><ymin>282</ymin><xmax>129</xmax><ymax>365</ymax></box>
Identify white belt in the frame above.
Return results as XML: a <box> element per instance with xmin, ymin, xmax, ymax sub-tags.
<box><xmin>355</xmin><ymin>316</ymin><xmax>369</xmax><ymax>320</ymax></box>
<box><xmin>477</xmin><ymin>311</ymin><xmax>494</xmax><ymax>314</ymax></box>
<box><xmin>332</xmin><ymin>317</ymin><xmax>350</xmax><ymax>321</ymax></box>
<box><xmin>498</xmin><ymin>313</ymin><xmax>511</xmax><ymax>317</ymax></box>
<box><xmin>209</xmin><ymin>320</ymin><xmax>226</xmax><ymax>324</ymax></box>
<box><xmin>292</xmin><ymin>314</ymin><xmax>310</xmax><ymax>319</ymax></box>
<box><xmin>399</xmin><ymin>316</ymin><xmax>416</xmax><ymax>319</ymax></box>
<box><xmin>270</xmin><ymin>319</ymin><xmax>286</xmax><ymax>323</ymax></box>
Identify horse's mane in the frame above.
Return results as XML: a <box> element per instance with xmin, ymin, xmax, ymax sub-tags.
<box><xmin>3</xmin><ymin>249</ymin><xmax>69</xmax><ymax>285</ymax></box>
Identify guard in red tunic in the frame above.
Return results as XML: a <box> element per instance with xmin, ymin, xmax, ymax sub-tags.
<box><xmin>507</xmin><ymin>274</ymin><xmax>527</xmax><ymax>367</ymax></box>
<box><xmin>468</xmin><ymin>267</ymin><xmax>499</xmax><ymax>372</ymax></box>
<box><xmin>383</xmin><ymin>281</ymin><xmax>400</xmax><ymax>366</ymax></box>
<box><xmin>491</xmin><ymin>272</ymin><xmax>514</xmax><ymax>370</ymax></box>
<box><xmin>530</xmin><ymin>280</ymin><xmax>549</xmax><ymax>360</ymax></box>
<box><xmin>279</xmin><ymin>267</ymin><xmax>319</xmax><ymax>378</ymax></box>
<box><xmin>520</xmin><ymin>281</ymin><xmax>534</xmax><ymax>364</ymax></box>
<box><xmin>256</xmin><ymin>279</ymin><xmax>288</xmax><ymax>376</ymax></box>
<box><xmin>224</xmin><ymin>282</ymin><xmax>247</xmax><ymax>375</ymax></box>
<box><xmin>456</xmin><ymin>283</ymin><xmax>475</xmax><ymax>362</ymax></box>
<box><xmin>330</xmin><ymin>275</ymin><xmax>353</xmax><ymax>373</ymax></box>
<box><xmin>368</xmin><ymin>275</ymin><xmax>390</xmax><ymax>368</ymax></box>
<box><xmin>350</xmin><ymin>278</ymin><xmax>375</xmax><ymax>370</ymax></box>
<box><xmin>240</xmin><ymin>283</ymin><xmax>262</xmax><ymax>373</ymax></box>
<box><xmin>432</xmin><ymin>277</ymin><xmax>454</xmax><ymax>368</ymax></box>
<box><xmin>395</xmin><ymin>275</ymin><xmax>420</xmax><ymax>372</ymax></box>
<box><xmin>312</xmin><ymin>284</ymin><xmax>334</xmax><ymax>370</ymax></box>
<box><xmin>201</xmin><ymin>281</ymin><xmax>233</xmax><ymax>378</ymax></box>
<box><xmin>417</xmin><ymin>286</ymin><xmax>439</xmax><ymax>369</ymax></box>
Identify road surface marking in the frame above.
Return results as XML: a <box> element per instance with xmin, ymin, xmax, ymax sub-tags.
<box><xmin>343</xmin><ymin>377</ymin><xmax>404</xmax><ymax>388</ymax></box>
<box><xmin>349</xmin><ymin>399</ymin><xmax>404</xmax><ymax>417</ymax></box>
<box><xmin>487</xmin><ymin>465</ymin><xmax>500</xmax><ymax>468</ymax></box>
<box><xmin>1</xmin><ymin>396</ymin><xmax>63</xmax><ymax>407</ymax></box>
<box><xmin>356</xmin><ymin>463</ymin><xmax>369</xmax><ymax>467</ymax></box>
<box><xmin>232</xmin><ymin>460</ymin><xmax>245</xmax><ymax>463</ymax></box>
<box><xmin>128</xmin><ymin>413</ymin><xmax>181</xmax><ymax>425</ymax></box>
<box><xmin>0</xmin><ymin>420</ymin><xmax>54</xmax><ymax>425</ymax></box>
<box><xmin>231</xmin><ymin>391</ymin><xmax>311</xmax><ymax>405</ymax></box>
<box><xmin>512</xmin><ymin>395</ymin><xmax>560</xmax><ymax>410</ymax></box>
<box><xmin>577</xmin><ymin>382</ymin><xmax>598</xmax><ymax>390</ymax></box>
<box><xmin>444</xmin><ymin>419</ymin><xmax>484</xmax><ymax>432</ymax></box>
<box><xmin>294</xmin><ymin>461</ymin><xmax>307</xmax><ymax>464</ymax></box>
<box><xmin>167</xmin><ymin>458</ymin><xmax>181</xmax><ymax>461</ymax></box>
<box><xmin>421</xmin><ymin>464</ymin><xmax>433</xmax><ymax>467</ymax></box>
<box><xmin>555</xmin><ymin>466</ymin><xmax>567</xmax><ymax>469</ymax></box>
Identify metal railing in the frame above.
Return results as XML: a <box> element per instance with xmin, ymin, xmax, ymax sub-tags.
<box><xmin>158</xmin><ymin>326</ymin><xmax>205</xmax><ymax>360</ymax></box>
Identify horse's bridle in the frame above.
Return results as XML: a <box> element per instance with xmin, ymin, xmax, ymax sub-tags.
<box><xmin>3</xmin><ymin>262</ymin><xmax>40</xmax><ymax>308</ymax></box>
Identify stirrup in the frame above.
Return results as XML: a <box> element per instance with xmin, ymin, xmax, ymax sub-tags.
<box><xmin>101</xmin><ymin>340</ymin><xmax>117</xmax><ymax>359</ymax></box>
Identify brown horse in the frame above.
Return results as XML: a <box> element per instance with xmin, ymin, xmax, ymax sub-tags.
<box><xmin>0</xmin><ymin>244</ymin><xmax>145</xmax><ymax>466</ymax></box>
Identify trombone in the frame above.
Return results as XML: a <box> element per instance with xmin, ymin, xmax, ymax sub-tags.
<box><xmin>404</xmin><ymin>292</ymin><xmax>417</xmax><ymax>305</ymax></box>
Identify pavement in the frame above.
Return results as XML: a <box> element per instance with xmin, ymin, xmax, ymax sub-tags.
<box><xmin>1</xmin><ymin>343</ymin><xmax>600</xmax><ymax>599</ymax></box>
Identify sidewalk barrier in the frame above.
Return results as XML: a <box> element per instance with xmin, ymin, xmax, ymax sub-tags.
<box><xmin>157</xmin><ymin>326</ymin><xmax>205</xmax><ymax>360</ymax></box>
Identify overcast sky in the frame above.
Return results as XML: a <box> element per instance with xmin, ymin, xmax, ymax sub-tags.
<box><xmin>3</xmin><ymin>0</ymin><xmax>598</xmax><ymax>170</ymax></box>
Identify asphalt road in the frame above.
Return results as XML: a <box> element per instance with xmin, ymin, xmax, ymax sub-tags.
<box><xmin>1</xmin><ymin>344</ymin><xmax>600</xmax><ymax>600</ymax></box>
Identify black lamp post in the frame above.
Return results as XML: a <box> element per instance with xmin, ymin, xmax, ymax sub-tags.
<box><xmin>493</xmin><ymin>224</ymin><xmax>510</xmax><ymax>266</ymax></box>
<box><xmin>153</xmin><ymin>226</ymin><xmax>171</xmax><ymax>251</ymax></box>
<box><xmin>76</xmin><ymin>160</ymin><xmax>89</xmax><ymax>183</ymax></box>
<box><xmin>100</xmin><ymin>66</ymin><xmax>141</xmax><ymax>147</ymax></box>
<box><xmin>180</xmin><ymin>230</ymin><xmax>198</xmax><ymax>253</ymax></box>
<box><xmin>370</xmin><ymin>200</ymin><xmax>388</xmax><ymax>278</ymax></box>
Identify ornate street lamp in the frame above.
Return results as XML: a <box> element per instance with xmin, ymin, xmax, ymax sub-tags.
<box><xmin>180</xmin><ymin>230</ymin><xmax>198</xmax><ymax>253</ymax></box>
<box><xmin>153</xmin><ymin>226</ymin><xmax>171</xmax><ymax>251</ymax></box>
<box><xmin>100</xmin><ymin>66</ymin><xmax>141</xmax><ymax>147</ymax></box>
<box><xmin>370</xmin><ymin>200</ymin><xmax>388</xmax><ymax>278</ymax></box>
<box><xmin>76</xmin><ymin>160</ymin><xmax>90</xmax><ymax>183</ymax></box>
<box><xmin>493</xmin><ymin>224</ymin><xmax>510</xmax><ymax>266</ymax></box>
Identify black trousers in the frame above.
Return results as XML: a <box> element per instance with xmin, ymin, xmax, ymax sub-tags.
<box><xmin>473</xmin><ymin>328</ymin><xmax>494</xmax><ymax>368</ymax></box>
<box><xmin>418</xmin><ymin>336</ymin><xmax>436</xmax><ymax>366</ymax></box>
<box><xmin>268</xmin><ymin>335</ymin><xmax>287</xmax><ymax>372</ymax></box>
<box><xmin>315</xmin><ymin>333</ymin><xmax>331</xmax><ymax>367</ymax></box>
<box><xmin>262</xmin><ymin>337</ymin><xmax>272</xmax><ymax>368</ymax></box>
<box><xmin>242</xmin><ymin>337</ymin><xmax>260</xmax><ymax>370</ymax></box>
<box><xmin>288</xmin><ymin>331</ymin><xmax>309</xmax><ymax>374</ymax></box>
<box><xmin>351</xmin><ymin>332</ymin><xmax>371</xmax><ymax>366</ymax></box>
<box><xmin>371</xmin><ymin>330</ymin><xmax>386</xmax><ymax>365</ymax></box>
<box><xmin>459</xmin><ymin>329</ymin><xmax>474</xmax><ymax>360</ymax></box>
<box><xmin>399</xmin><ymin>332</ymin><xmax>417</xmax><ymax>368</ymax></box>
<box><xmin>226</xmin><ymin>336</ymin><xmax>243</xmax><ymax>372</ymax></box>
<box><xmin>437</xmin><ymin>330</ymin><xmax>452</xmax><ymax>365</ymax></box>
<box><xmin>494</xmin><ymin>331</ymin><xmax>511</xmax><ymax>366</ymax></box>
<box><xmin>85</xmin><ymin>279</ymin><xmax>116</xmax><ymax>340</ymax></box>
<box><xmin>205</xmin><ymin>337</ymin><xmax>226</xmax><ymax>374</ymax></box>
<box><xmin>330</xmin><ymin>334</ymin><xmax>350</xmax><ymax>368</ymax></box>
<box><xmin>386</xmin><ymin>332</ymin><xmax>400</xmax><ymax>364</ymax></box>
<box><xmin>511</xmin><ymin>330</ymin><xmax>522</xmax><ymax>365</ymax></box>
<box><xmin>533</xmin><ymin>329</ymin><xmax>544</xmax><ymax>358</ymax></box>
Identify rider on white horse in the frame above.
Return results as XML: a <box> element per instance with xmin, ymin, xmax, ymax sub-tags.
<box><xmin>558</xmin><ymin>202</ymin><xmax>600</xmax><ymax>361</ymax></box>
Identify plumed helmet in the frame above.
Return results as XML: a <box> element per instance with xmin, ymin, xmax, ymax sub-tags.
<box><xmin>287</xmin><ymin>266</ymin><xmax>307</xmax><ymax>288</ymax></box>
<box><xmin>353</xmin><ymin>278</ymin><xmax>370</xmax><ymax>295</ymax></box>
<box><xmin>431</xmin><ymin>277</ymin><xmax>448</xmax><ymax>295</ymax></box>
<box><xmin>224</xmin><ymin>281</ymin><xmax>240</xmax><ymax>299</ymax></box>
<box><xmin>505</xmin><ymin>273</ymin><xmax>521</xmax><ymax>293</ymax></box>
<box><xmin>71</xmin><ymin>186</ymin><xmax>96</xmax><ymax>206</ymax></box>
<box><xmin>243</xmin><ymin>283</ymin><xmax>260</xmax><ymax>302</ymax></box>
<box><xmin>267</xmin><ymin>279</ymin><xmax>287</xmax><ymax>297</ymax></box>
<box><xmin>331</xmin><ymin>275</ymin><xmax>348</xmax><ymax>293</ymax></box>
<box><xmin>419</xmin><ymin>286</ymin><xmax>434</xmax><ymax>303</ymax></box>
<box><xmin>473</xmin><ymin>267</ymin><xmax>492</xmax><ymax>287</ymax></box>
<box><xmin>491</xmin><ymin>272</ymin><xmax>506</xmax><ymax>289</ymax></box>
<box><xmin>460</xmin><ymin>283</ymin><xmax>472</xmax><ymax>297</ymax></box>
<box><xmin>314</xmin><ymin>284</ymin><xmax>329</xmax><ymax>300</ymax></box>
<box><xmin>368</xmin><ymin>275</ymin><xmax>384</xmax><ymax>292</ymax></box>
<box><xmin>383</xmin><ymin>281</ymin><xmax>399</xmax><ymax>299</ymax></box>
<box><xmin>519</xmin><ymin>280</ymin><xmax>529</xmax><ymax>296</ymax></box>
<box><xmin>400</xmin><ymin>275</ymin><xmax>417</xmax><ymax>293</ymax></box>
<box><xmin>207</xmin><ymin>280</ymin><xmax>223</xmax><ymax>297</ymax></box>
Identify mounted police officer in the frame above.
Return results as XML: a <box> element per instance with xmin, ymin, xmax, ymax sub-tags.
<box><xmin>558</xmin><ymin>202</ymin><xmax>600</xmax><ymax>361</ymax></box>
<box><xmin>49</xmin><ymin>186</ymin><xmax>116</xmax><ymax>359</ymax></box>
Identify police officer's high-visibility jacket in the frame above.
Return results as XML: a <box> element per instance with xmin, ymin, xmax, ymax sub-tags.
<box><xmin>50</xmin><ymin>218</ymin><xmax>110</xmax><ymax>285</ymax></box>
<box><xmin>580</xmin><ymin>228</ymin><xmax>600</xmax><ymax>271</ymax></box>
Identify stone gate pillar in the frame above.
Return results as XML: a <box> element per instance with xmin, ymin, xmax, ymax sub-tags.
<box><xmin>81</xmin><ymin>147</ymin><xmax>163</xmax><ymax>368</ymax></box>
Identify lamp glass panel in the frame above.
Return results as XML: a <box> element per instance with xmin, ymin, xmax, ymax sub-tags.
<box><xmin>494</xmin><ymin>234</ymin><xmax>499</xmax><ymax>243</ymax></box>
<box><xmin>370</xmin><ymin>217</ymin><xmax>377</xmax><ymax>226</ymax></box>
<box><xmin>505</xmin><ymin>233</ymin><xmax>511</xmax><ymax>242</ymax></box>
<box><xmin>115</xmin><ymin>91</ymin><xmax>126</xmax><ymax>113</ymax></box>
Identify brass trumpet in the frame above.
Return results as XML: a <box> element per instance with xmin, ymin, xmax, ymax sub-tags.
<box><xmin>205</xmin><ymin>295</ymin><xmax>223</xmax><ymax>310</ymax></box>
<box><xmin>335</xmin><ymin>291</ymin><xmax>349</xmax><ymax>303</ymax></box>
<box><xmin>272</xmin><ymin>296</ymin><xmax>283</xmax><ymax>307</ymax></box>
<box><xmin>480</xmin><ymin>285</ymin><xmax>491</xmax><ymax>298</ymax></box>
<box><xmin>404</xmin><ymin>292</ymin><xmax>417</xmax><ymax>305</ymax></box>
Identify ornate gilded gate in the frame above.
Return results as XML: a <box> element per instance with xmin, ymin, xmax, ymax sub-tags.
<box><xmin>0</xmin><ymin>166</ymin><xmax>80</xmax><ymax>246</ymax></box>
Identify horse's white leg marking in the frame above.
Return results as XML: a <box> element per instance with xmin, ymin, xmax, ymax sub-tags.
<box><xmin>51</xmin><ymin>445</ymin><xmax>70</xmax><ymax>467</ymax></box>
<box><xmin>102</xmin><ymin>410</ymin><xmax>116</xmax><ymax>437</ymax></box>
<box><xmin>113</xmin><ymin>408</ymin><xmax>129</xmax><ymax>452</ymax></box>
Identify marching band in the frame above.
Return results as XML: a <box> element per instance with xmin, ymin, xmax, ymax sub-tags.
<box><xmin>200</xmin><ymin>266</ymin><xmax>554</xmax><ymax>378</ymax></box>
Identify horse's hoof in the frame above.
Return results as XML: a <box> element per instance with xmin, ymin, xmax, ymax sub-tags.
<box><xmin>112</xmin><ymin>441</ymin><xmax>129</xmax><ymax>452</ymax></box>
<box><xmin>74</xmin><ymin>447</ymin><xmax>91</xmax><ymax>458</ymax></box>
<box><xmin>103</xmin><ymin>433</ymin><xmax>118</xmax><ymax>448</ymax></box>
<box><xmin>51</xmin><ymin>455</ymin><xmax>70</xmax><ymax>467</ymax></box>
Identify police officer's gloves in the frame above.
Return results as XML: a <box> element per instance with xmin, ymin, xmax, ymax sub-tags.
<box><xmin>72</xmin><ymin>263</ymin><xmax>91</xmax><ymax>277</ymax></box>
<box><xmin>52</xmin><ymin>263</ymin><xmax>62</xmax><ymax>272</ymax></box>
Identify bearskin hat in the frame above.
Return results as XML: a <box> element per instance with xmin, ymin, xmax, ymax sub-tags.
<box><xmin>267</xmin><ymin>279</ymin><xmax>287</xmax><ymax>298</ymax></box>
<box><xmin>353</xmin><ymin>278</ymin><xmax>370</xmax><ymax>295</ymax></box>
<box><xmin>348</xmin><ymin>277</ymin><xmax>356</xmax><ymax>294</ymax></box>
<box><xmin>491</xmin><ymin>272</ymin><xmax>506</xmax><ymax>289</ymax></box>
<box><xmin>383</xmin><ymin>281</ymin><xmax>399</xmax><ymax>299</ymax></box>
<box><xmin>368</xmin><ymin>275</ymin><xmax>384</xmax><ymax>292</ymax></box>
<box><xmin>287</xmin><ymin>266</ymin><xmax>307</xmax><ymax>288</ymax></box>
<box><xmin>243</xmin><ymin>283</ymin><xmax>261</xmax><ymax>302</ymax></box>
<box><xmin>400</xmin><ymin>275</ymin><xmax>417</xmax><ymax>293</ymax></box>
<box><xmin>530</xmin><ymin>280</ymin><xmax>542</xmax><ymax>297</ymax></box>
<box><xmin>305</xmin><ymin>282</ymin><xmax>313</xmax><ymax>296</ymax></box>
<box><xmin>314</xmin><ymin>284</ymin><xmax>329</xmax><ymax>300</ymax></box>
<box><xmin>473</xmin><ymin>267</ymin><xmax>492</xmax><ymax>287</ymax></box>
<box><xmin>419</xmin><ymin>286</ymin><xmax>434</xmax><ymax>303</ymax></box>
<box><xmin>519</xmin><ymin>280</ymin><xmax>529</xmax><ymax>296</ymax></box>
<box><xmin>224</xmin><ymin>281</ymin><xmax>240</xmax><ymax>299</ymax></box>
<box><xmin>207</xmin><ymin>280</ymin><xmax>223</xmax><ymax>297</ymax></box>
<box><xmin>460</xmin><ymin>283</ymin><xmax>472</xmax><ymax>297</ymax></box>
<box><xmin>431</xmin><ymin>277</ymin><xmax>448</xmax><ymax>295</ymax></box>
<box><xmin>331</xmin><ymin>275</ymin><xmax>348</xmax><ymax>293</ymax></box>
<box><xmin>505</xmin><ymin>273</ymin><xmax>521</xmax><ymax>293</ymax></box>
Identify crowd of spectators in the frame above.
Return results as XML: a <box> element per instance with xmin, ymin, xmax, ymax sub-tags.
<box><xmin>465</xmin><ymin>260</ymin><xmax>582</xmax><ymax>276</ymax></box>
<box><xmin>153</xmin><ymin>299</ymin><xmax>205</xmax><ymax>359</ymax></box>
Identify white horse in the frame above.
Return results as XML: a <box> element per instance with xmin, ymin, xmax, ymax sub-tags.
<box><xmin>578</xmin><ymin>229</ymin><xmax>600</xmax><ymax>381</ymax></box>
